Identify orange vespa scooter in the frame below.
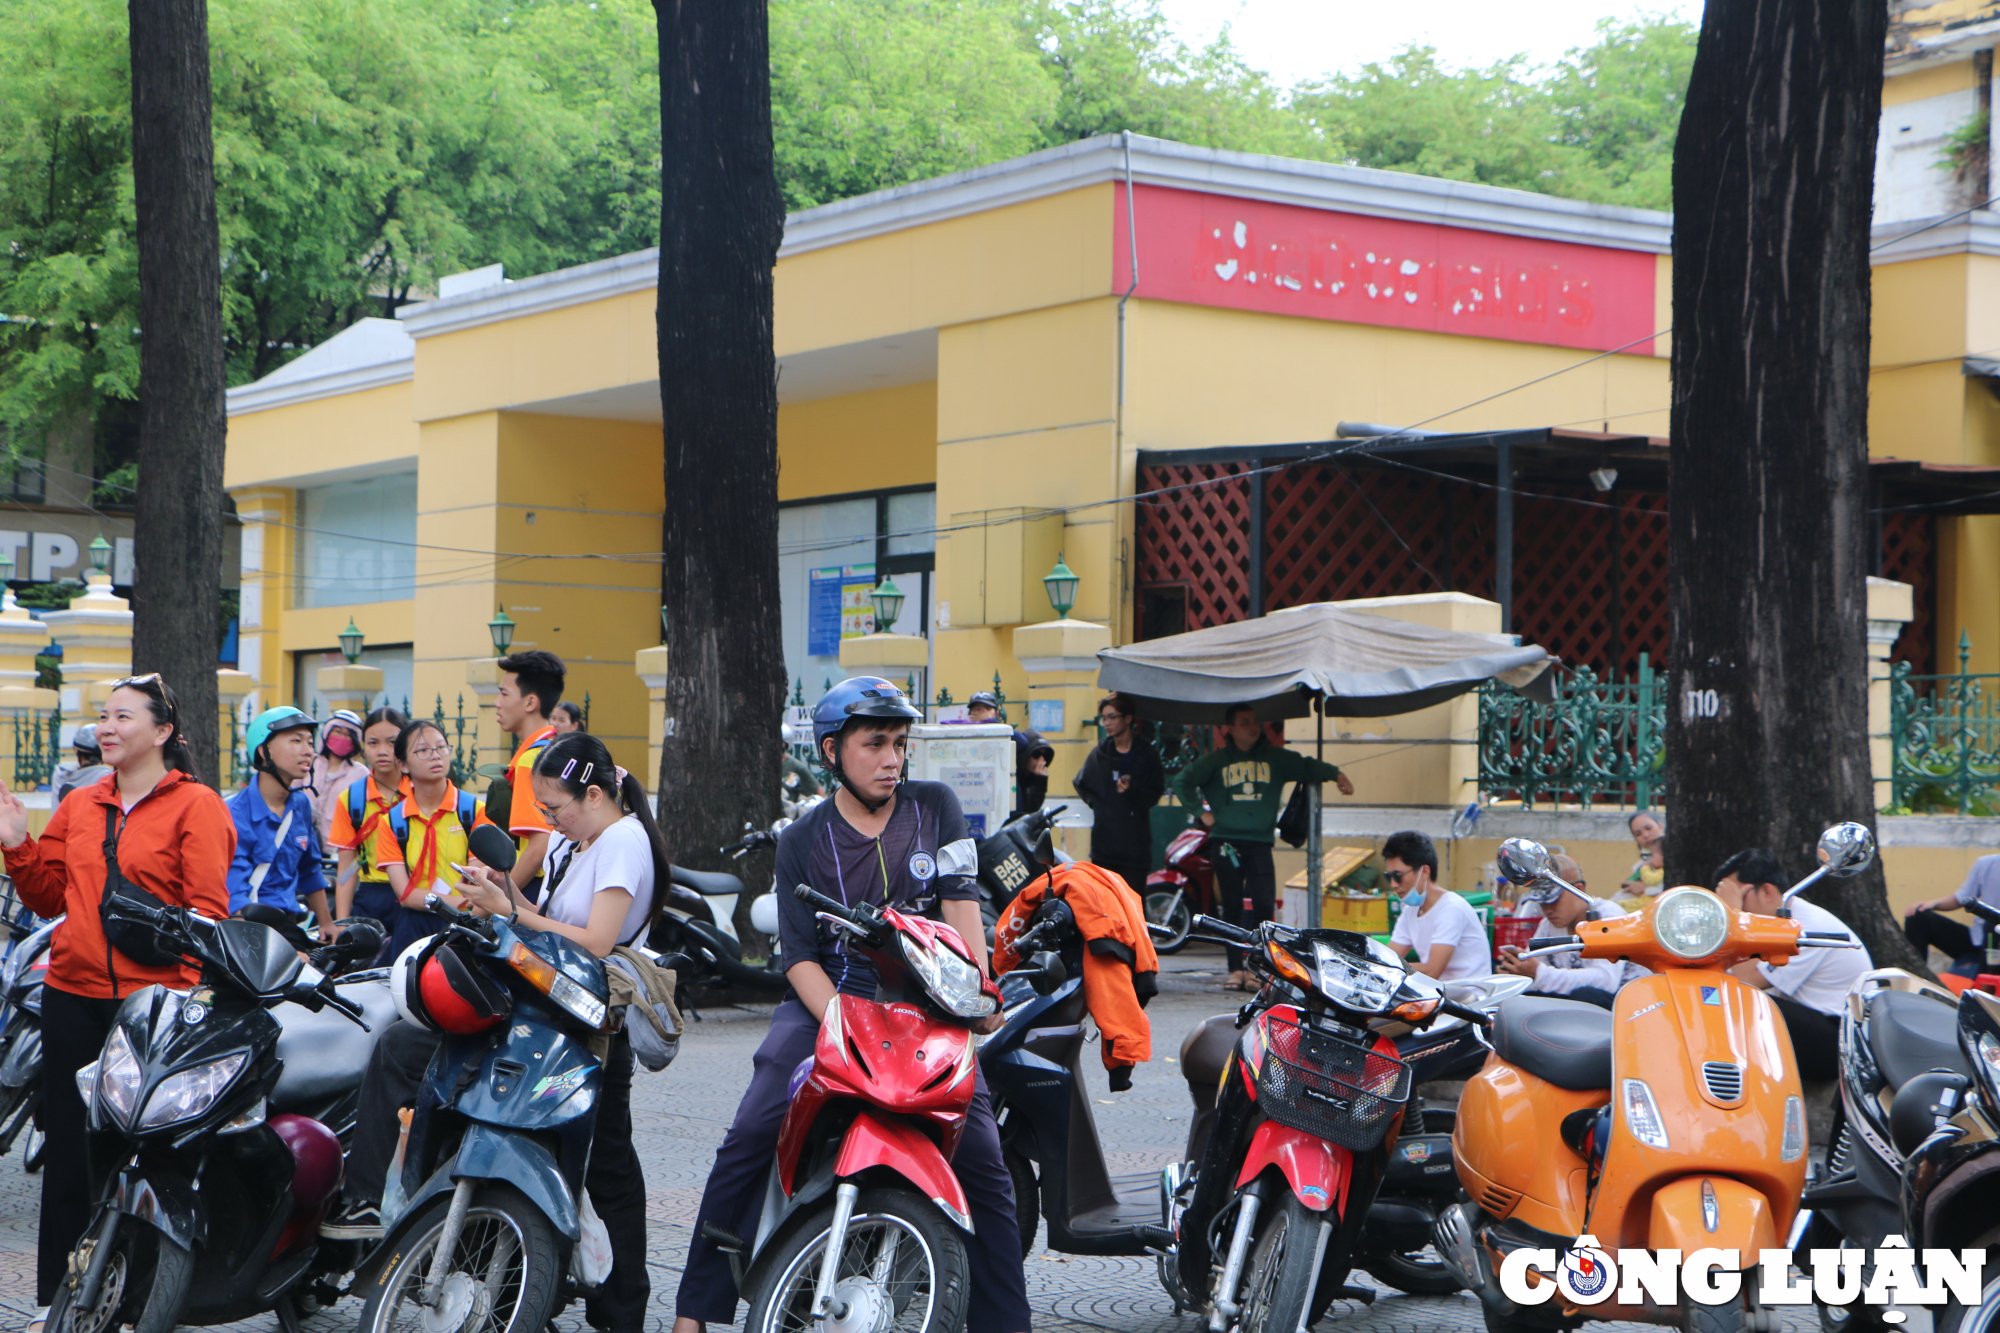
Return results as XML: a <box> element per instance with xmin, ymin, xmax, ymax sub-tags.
<box><xmin>1435</xmin><ymin>824</ymin><xmax>1875</xmax><ymax>1333</ymax></box>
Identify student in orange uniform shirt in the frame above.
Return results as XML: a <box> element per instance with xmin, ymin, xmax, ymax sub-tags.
<box><xmin>0</xmin><ymin>675</ymin><xmax>234</xmax><ymax>1327</ymax></box>
<box><xmin>327</xmin><ymin>706</ymin><xmax>411</xmax><ymax>933</ymax></box>
<box><xmin>375</xmin><ymin>717</ymin><xmax>495</xmax><ymax>955</ymax></box>
<box><xmin>494</xmin><ymin>649</ymin><xmax>565</xmax><ymax>898</ymax></box>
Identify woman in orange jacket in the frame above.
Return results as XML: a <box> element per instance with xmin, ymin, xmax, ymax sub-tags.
<box><xmin>0</xmin><ymin>675</ymin><xmax>235</xmax><ymax>1328</ymax></box>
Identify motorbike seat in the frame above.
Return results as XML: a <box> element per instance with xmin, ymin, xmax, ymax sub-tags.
<box><xmin>672</xmin><ymin>865</ymin><xmax>744</xmax><ymax>897</ymax></box>
<box><xmin>271</xmin><ymin>981</ymin><xmax>399</xmax><ymax>1111</ymax></box>
<box><xmin>1492</xmin><ymin>996</ymin><xmax>1614</xmax><ymax>1092</ymax></box>
<box><xmin>1180</xmin><ymin>1013</ymin><xmax>1236</xmax><ymax>1096</ymax></box>
<box><xmin>1868</xmin><ymin>990</ymin><xmax>1969</xmax><ymax>1089</ymax></box>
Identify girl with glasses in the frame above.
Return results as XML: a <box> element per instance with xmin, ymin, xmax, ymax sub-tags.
<box><xmin>374</xmin><ymin>719</ymin><xmax>496</xmax><ymax>957</ymax></box>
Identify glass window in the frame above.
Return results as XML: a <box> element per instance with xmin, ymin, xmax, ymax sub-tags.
<box><xmin>294</xmin><ymin>644</ymin><xmax>415</xmax><ymax>719</ymax></box>
<box><xmin>779</xmin><ymin>498</ymin><xmax>875</xmax><ymax>696</ymax></box>
<box><xmin>886</xmin><ymin>490</ymin><xmax>935</xmax><ymax>557</ymax></box>
<box><xmin>294</xmin><ymin>472</ymin><xmax>416</xmax><ymax>608</ymax></box>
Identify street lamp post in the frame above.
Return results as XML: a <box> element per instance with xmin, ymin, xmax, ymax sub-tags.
<box><xmin>1042</xmin><ymin>555</ymin><xmax>1078</xmax><ymax>620</ymax></box>
<box><xmin>338</xmin><ymin>618</ymin><xmax>365</xmax><ymax>665</ymax></box>
<box><xmin>488</xmin><ymin>607</ymin><xmax>516</xmax><ymax>656</ymax></box>
<box><xmin>88</xmin><ymin>534</ymin><xmax>113</xmax><ymax>576</ymax></box>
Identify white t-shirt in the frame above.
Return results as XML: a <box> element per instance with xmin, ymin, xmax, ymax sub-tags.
<box><xmin>542</xmin><ymin>815</ymin><xmax>656</xmax><ymax>946</ymax></box>
<box><xmin>1757</xmin><ymin>897</ymin><xmax>1873</xmax><ymax>1017</ymax></box>
<box><xmin>1528</xmin><ymin>897</ymin><xmax>1650</xmax><ymax>996</ymax></box>
<box><xmin>1390</xmin><ymin>889</ymin><xmax>1492</xmax><ymax>983</ymax></box>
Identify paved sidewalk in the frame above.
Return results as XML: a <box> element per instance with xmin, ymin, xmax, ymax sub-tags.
<box><xmin>0</xmin><ymin>949</ymin><xmax>1817</xmax><ymax>1332</ymax></box>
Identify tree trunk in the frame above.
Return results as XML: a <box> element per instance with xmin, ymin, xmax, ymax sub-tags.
<box><xmin>127</xmin><ymin>0</ymin><xmax>228</xmax><ymax>785</ymax></box>
<box><xmin>653</xmin><ymin>0</ymin><xmax>786</xmax><ymax>887</ymax></box>
<box><xmin>1667</xmin><ymin>0</ymin><xmax>1920</xmax><ymax>969</ymax></box>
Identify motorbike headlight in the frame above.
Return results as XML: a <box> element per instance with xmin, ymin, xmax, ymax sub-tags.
<box><xmin>1654</xmin><ymin>888</ymin><xmax>1730</xmax><ymax>961</ymax></box>
<box><xmin>139</xmin><ymin>1052</ymin><xmax>247</xmax><ymax>1131</ymax></box>
<box><xmin>1312</xmin><ymin>943</ymin><xmax>1398</xmax><ymax>1013</ymax></box>
<box><xmin>899</xmin><ymin>935</ymin><xmax>996</xmax><ymax>1020</ymax></box>
<box><xmin>508</xmin><ymin>942</ymin><xmax>607</xmax><ymax>1030</ymax></box>
<box><xmin>74</xmin><ymin>1059</ymin><xmax>101</xmax><ymax>1106</ymax></box>
<box><xmin>98</xmin><ymin>1027</ymin><xmax>144</xmax><ymax>1128</ymax></box>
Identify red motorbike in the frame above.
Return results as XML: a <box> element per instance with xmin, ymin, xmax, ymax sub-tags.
<box><xmin>736</xmin><ymin>884</ymin><xmax>1008</xmax><ymax>1333</ymax></box>
<box><xmin>1146</xmin><ymin>825</ymin><xmax>1228</xmax><ymax>954</ymax></box>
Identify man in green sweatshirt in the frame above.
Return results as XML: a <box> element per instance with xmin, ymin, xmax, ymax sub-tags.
<box><xmin>1173</xmin><ymin>703</ymin><xmax>1354</xmax><ymax>988</ymax></box>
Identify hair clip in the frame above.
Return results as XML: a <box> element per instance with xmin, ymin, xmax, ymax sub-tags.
<box><xmin>579</xmin><ymin>762</ymin><xmax>594</xmax><ymax>783</ymax></box>
<box><xmin>561</xmin><ymin>758</ymin><xmax>578</xmax><ymax>779</ymax></box>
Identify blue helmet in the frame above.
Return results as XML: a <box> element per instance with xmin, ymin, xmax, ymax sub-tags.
<box><xmin>246</xmin><ymin>705</ymin><xmax>317</xmax><ymax>773</ymax></box>
<box><xmin>812</xmin><ymin>677</ymin><xmax>921</xmax><ymax>751</ymax></box>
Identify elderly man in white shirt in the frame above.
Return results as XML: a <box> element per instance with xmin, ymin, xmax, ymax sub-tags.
<box><xmin>1497</xmin><ymin>853</ymin><xmax>1648</xmax><ymax>1008</ymax></box>
<box><xmin>1715</xmin><ymin>847</ymin><xmax>1873</xmax><ymax>1082</ymax></box>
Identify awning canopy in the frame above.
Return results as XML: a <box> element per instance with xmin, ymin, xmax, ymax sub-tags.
<box><xmin>1095</xmin><ymin>601</ymin><xmax>1554</xmax><ymax>722</ymax></box>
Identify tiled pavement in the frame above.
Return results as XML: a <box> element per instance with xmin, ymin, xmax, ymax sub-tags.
<box><xmin>0</xmin><ymin>951</ymin><xmax>1818</xmax><ymax>1332</ymax></box>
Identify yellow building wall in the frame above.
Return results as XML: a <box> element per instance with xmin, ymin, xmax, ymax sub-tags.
<box><xmin>778</xmin><ymin>381</ymin><xmax>937</xmax><ymax>501</ymax></box>
<box><xmin>408</xmin><ymin>187</ymin><xmax>1115</xmax><ymax>426</ymax></box>
<box><xmin>224</xmin><ymin>379</ymin><xmax>418</xmax><ymax>488</ymax></box>
<box><xmin>1881</xmin><ymin>55</ymin><xmax>1979</xmax><ymax>105</ymax></box>
<box><xmin>933</xmin><ymin>299</ymin><xmax>1120</xmax><ymax>708</ymax></box>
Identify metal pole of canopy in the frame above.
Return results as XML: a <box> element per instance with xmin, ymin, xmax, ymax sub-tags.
<box><xmin>1307</xmin><ymin>698</ymin><xmax>1324</xmax><ymax>916</ymax></box>
<box><xmin>1496</xmin><ymin>438</ymin><xmax>1515</xmax><ymax>634</ymax></box>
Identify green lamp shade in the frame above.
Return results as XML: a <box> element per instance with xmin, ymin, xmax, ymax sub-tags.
<box><xmin>337</xmin><ymin>618</ymin><xmax>365</xmax><ymax>665</ymax></box>
<box><xmin>870</xmin><ymin>576</ymin><xmax>905</xmax><ymax>632</ymax></box>
<box><xmin>488</xmin><ymin>607</ymin><xmax>516</xmax><ymax>655</ymax></box>
<box><xmin>88</xmin><ymin>534</ymin><xmax>113</xmax><ymax>573</ymax></box>
<box><xmin>1043</xmin><ymin>555</ymin><xmax>1079</xmax><ymax>618</ymax></box>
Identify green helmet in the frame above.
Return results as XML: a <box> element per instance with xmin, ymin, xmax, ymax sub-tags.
<box><xmin>246</xmin><ymin>705</ymin><xmax>317</xmax><ymax>772</ymax></box>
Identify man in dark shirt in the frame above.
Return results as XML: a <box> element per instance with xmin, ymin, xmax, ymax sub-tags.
<box><xmin>676</xmin><ymin>678</ymin><xmax>1029</xmax><ymax>1333</ymax></box>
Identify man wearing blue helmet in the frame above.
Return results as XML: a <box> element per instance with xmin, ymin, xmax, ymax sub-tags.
<box><xmin>226</xmin><ymin>705</ymin><xmax>332</xmax><ymax>932</ymax></box>
<box><xmin>674</xmin><ymin>677</ymin><xmax>1031</xmax><ymax>1333</ymax></box>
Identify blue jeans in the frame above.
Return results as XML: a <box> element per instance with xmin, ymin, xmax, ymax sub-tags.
<box><xmin>676</xmin><ymin>999</ymin><xmax>1030</xmax><ymax>1332</ymax></box>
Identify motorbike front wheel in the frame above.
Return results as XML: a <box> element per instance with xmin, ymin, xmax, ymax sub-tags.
<box><xmin>45</xmin><ymin>1216</ymin><xmax>191</xmax><ymax>1333</ymax></box>
<box><xmin>22</xmin><ymin>1118</ymin><xmax>44</xmax><ymax>1172</ymax></box>
<box><xmin>357</xmin><ymin>1184</ymin><xmax>563</xmax><ymax>1333</ymax></box>
<box><xmin>744</xmin><ymin>1186</ymin><xmax>970</xmax><ymax>1333</ymax></box>
<box><xmin>1144</xmin><ymin>889</ymin><xmax>1192</xmax><ymax>954</ymax></box>
<box><xmin>1235</xmin><ymin>1192</ymin><xmax>1326</xmax><ymax>1333</ymax></box>
<box><xmin>1364</xmin><ymin>1241</ymin><xmax>1464</xmax><ymax>1297</ymax></box>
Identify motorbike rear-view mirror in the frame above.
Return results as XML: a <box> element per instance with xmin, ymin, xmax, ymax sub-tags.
<box><xmin>1496</xmin><ymin>838</ymin><xmax>1552</xmax><ymax>886</ymax></box>
<box><xmin>1028</xmin><ymin>950</ymin><xmax>1066</xmax><ymax>996</ymax></box>
<box><xmin>1816</xmin><ymin>822</ymin><xmax>1875</xmax><ymax>877</ymax></box>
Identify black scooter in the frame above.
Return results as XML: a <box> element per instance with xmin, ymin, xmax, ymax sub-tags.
<box><xmin>0</xmin><ymin>913</ymin><xmax>57</xmax><ymax>1172</ymax></box>
<box><xmin>47</xmin><ymin>902</ymin><xmax>394</xmax><ymax>1333</ymax></box>
<box><xmin>654</xmin><ymin>833</ymin><xmax>787</xmax><ymax>1000</ymax></box>
<box><xmin>1895</xmin><ymin>902</ymin><xmax>2000</xmax><ymax>1333</ymax></box>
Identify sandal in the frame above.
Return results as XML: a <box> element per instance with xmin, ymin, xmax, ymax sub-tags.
<box><xmin>1224</xmin><ymin>970</ymin><xmax>1247</xmax><ymax>991</ymax></box>
<box><xmin>27</xmin><ymin>1306</ymin><xmax>48</xmax><ymax>1333</ymax></box>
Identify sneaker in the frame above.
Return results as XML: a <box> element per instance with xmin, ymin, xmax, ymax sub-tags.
<box><xmin>320</xmin><ymin>1202</ymin><xmax>384</xmax><ymax>1239</ymax></box>
<box><xmin>26</xmin><ymin>1305</ymin><xmax>48</xmax><ymax>1333</ymax></box>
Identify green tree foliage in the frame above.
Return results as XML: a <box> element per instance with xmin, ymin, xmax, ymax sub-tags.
<box><xmin>0</xmin><ymin>0</ymin><xmax>1694</xmax><ymax>462</ymax></box>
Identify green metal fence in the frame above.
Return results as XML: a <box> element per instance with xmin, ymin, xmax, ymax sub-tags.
<box><xmin>10</xmin><ymin>712</ymin><xmax>61</xmax><ymax>791</ymax></box>
<box><xmin>1475</xmin><ymin>655</ymin><xmax>1667</xmax><ymax>811</ymax></box>
<box><xmin>1886</xmin><ymin>634</ymin><xmax>2000</xmax><ymax>815</ymax></box>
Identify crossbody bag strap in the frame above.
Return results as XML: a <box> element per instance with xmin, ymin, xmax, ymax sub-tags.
<box><xmin>246</xmin><ymin>804</ymin><xmax>295</xmax><ymax>905</ymax></box>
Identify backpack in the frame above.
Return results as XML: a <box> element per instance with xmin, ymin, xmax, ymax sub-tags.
<box><xmin>486</xmin><ymin>730</ymin><xmax>557</xmax><ymax>831</ymax></box>
<box><xmin>386</xmin><ymin>790</ymin><xmax>481</xmax><ymax>864</ymax></box>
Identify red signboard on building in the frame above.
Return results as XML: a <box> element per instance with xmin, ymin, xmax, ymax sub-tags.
<box><xmin>1113</xmin><ymin>184</ymin><xmax>1658</xmax><ymax>355</ymax></box>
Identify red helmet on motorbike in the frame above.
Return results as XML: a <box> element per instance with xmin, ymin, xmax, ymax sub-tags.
<box><xmin>391</xmin><ymin>936</ymin><xmax>510</xmax><ymax>1035</ymax></box>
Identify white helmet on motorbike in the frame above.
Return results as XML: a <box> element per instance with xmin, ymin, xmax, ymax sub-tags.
<box><xmin>389</xmin><ymin>936</ymin><xmax>441</xmax><ymax>1030</ymax></box>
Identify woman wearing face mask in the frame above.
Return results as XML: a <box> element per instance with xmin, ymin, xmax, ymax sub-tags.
<box><xmin>0</xmin><ymin>675</ymin><xmax>234</xmax><ymax>1332</ymax></box>
<box><xmin>300</xmin><ymin>709</ymin><xmax>367</xmax><ymax>847</ymax></box>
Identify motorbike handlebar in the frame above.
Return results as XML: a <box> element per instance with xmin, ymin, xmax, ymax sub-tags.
<box><xmin>319</xmin><ymin>983</ymin><xmax>371</xmax><ymax>1031</ymax></box>
<box><xmin>1439</xmin><ymin>998</ymin><xmax>1495</xmax><ymax>1028</ymax></box>
<box><xmin>1189</xmin><ymin>913</ymin><xmax>1253</xmax><ymax>945</ymax></box>
<box><xmin>1798</xmin><ymin>931</ymin><xmax>1861</xmax><ymax>949</ymax></box>
<box><xmin>1517</xmin><ymin>935</ymin><xmax>1583</xmax><ymax>959</ymax></box>
<box><xmin>1970</xmin><ymin>901</ymin><xmax>2000</xmax><ymax>927</ymax></box>
<box><xmin>793</xmin><ymin>882</ymin><xmax>853</xmax><ymax>921</ymax></box>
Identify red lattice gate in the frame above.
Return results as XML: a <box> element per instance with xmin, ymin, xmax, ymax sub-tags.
<box><xmin>1133</xmin><ymin>461</ymin><xmax>1254</xmax><ymax>638</ymax></box>
<box><xmin>1134</xmin><ymin>459</ymin><xmax>1933</xmax><ymax>674</ymax></box>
